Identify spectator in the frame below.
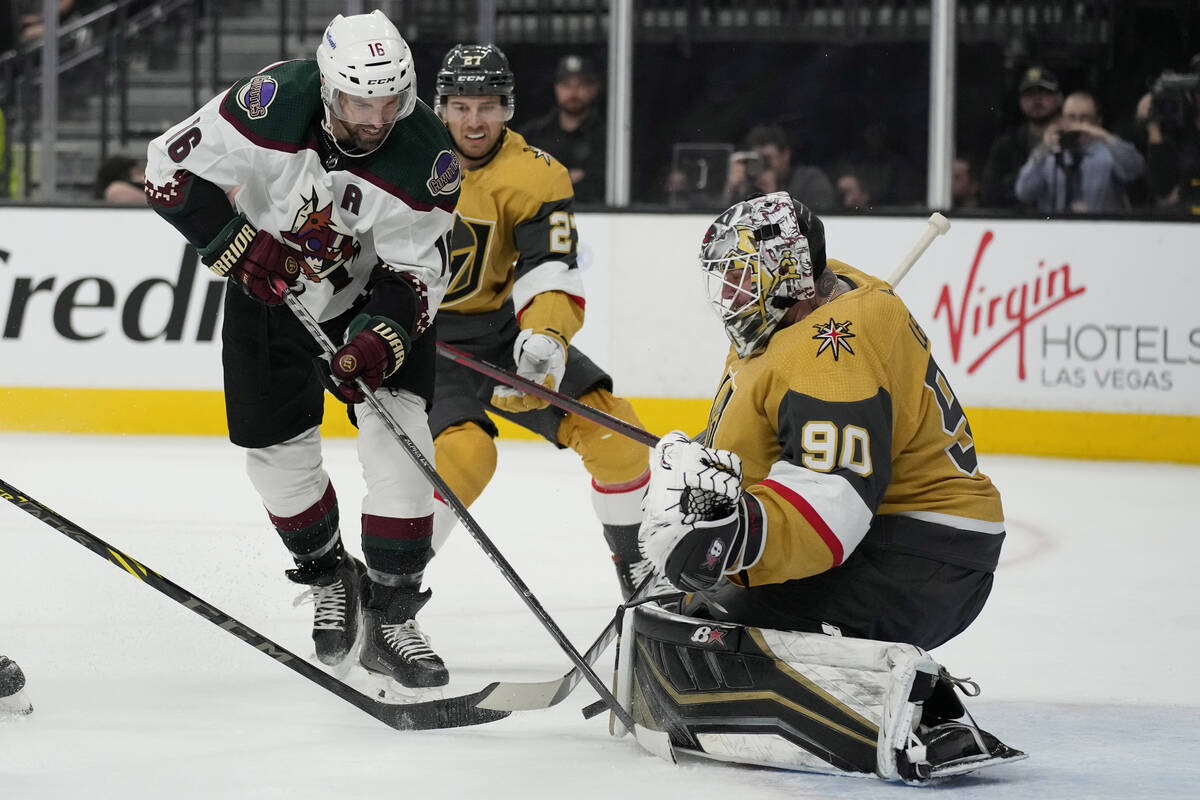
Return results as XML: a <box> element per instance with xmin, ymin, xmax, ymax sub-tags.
<box><xmin>952</xmin><ymin>156</ymin><xmax>981</xmax><ymax>209</ymax></box>
<box><xmin>1015</xmin><ymin>90</ymin><xmax>1145</xmax><ymax>213</ymax></box>
<box><xmin>723</xmin><ymin>123</ymin><xmax>835</xmax><ymax>210</ymax></box>
<box><xmin>520</xmin><ymin>54</ymin><xmax>606</xmax><ymax>204</ymax></box>
<box><xmin>980</xmin><ymin>66</ymin><xmax>1064</xmax><ymax>209</ymax></box>
<box><xmin>17</xmin><ymin>0</ymin><xmax>75</xmax><ymax>45</ymax></box>
<box><xmin>832</xmin><ymin>120</ymin><xmax>922</xmax><ymax>206</ymax></box>
<box><xmin>836</xmin><ymin>170</ymin><xmax>872</xmax><ymax>210</ymax></box>
<box><xmin>1138</xmin><ymin>54</ymin><xmax>1200</xmax><ymax>215</ymax></box>
<box><xmin>93</xmin><ymin>155</ymin><xmax>146</xmax><ymax>204</ymax></box>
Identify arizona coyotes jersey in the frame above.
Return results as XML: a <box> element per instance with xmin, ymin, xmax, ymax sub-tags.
<box><xmin>703</xmin><ymin>261</ymin><xmax>1005</xmax><ymax>588</ymax></box>
<box><xmin>145</xmin><ymin>60</ymin><xmax>460</xmax><ymax>325</ymax></box>
<box><xmin>441</xmin><ymin>129</ymin><xmax>585</xmax><ymax>318</ymax></box>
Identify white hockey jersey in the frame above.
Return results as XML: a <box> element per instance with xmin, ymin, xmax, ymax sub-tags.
<box><xmin>145</xmin><ymin>59</ymin><xmax>461</xmax><ymax>325</ymax></box>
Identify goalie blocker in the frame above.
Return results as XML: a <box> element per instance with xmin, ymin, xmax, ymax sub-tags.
<box><xmin>612</xmin><ymin>603</ymin><xmax>1025</xmax><ymax>783</ymax></box>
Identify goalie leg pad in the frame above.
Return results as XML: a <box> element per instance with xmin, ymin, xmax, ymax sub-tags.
<box><xmin>614</xmin><ymin>604</ymin><xmax>1024</xmax><ymax>782</ymax></box>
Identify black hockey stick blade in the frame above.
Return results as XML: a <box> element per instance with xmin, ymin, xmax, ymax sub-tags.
<box><xmin>0</xmin><ymin>477</ymin><xmax>509</xmax><ymax>731</ymax></box>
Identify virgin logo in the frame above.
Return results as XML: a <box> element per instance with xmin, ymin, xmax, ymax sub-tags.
<box><xmin>933</xmin><ymin>230</ymin><xmax>1087</xmax><ymax>380</ymax></box>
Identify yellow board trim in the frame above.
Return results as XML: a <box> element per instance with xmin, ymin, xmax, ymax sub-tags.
<box><xmin>1</xmin><ymin>388</ymin><xmax>1197</xmax><ymax>463</ymax></box>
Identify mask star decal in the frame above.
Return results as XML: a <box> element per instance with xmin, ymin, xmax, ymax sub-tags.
<box><xmin>812</xmin><ymin>318</ymin><xmax>856</xmax><ymax>360</ymax></box>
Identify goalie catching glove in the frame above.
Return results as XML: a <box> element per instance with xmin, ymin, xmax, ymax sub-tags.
<box><xmin>491</xmin><ymin>329</ymin><xmax>567</xmax><ymax>413</ymax></box>
<box><xmin>197</xmin><ymin>213</ymin><xmax>300</xmax><ymax>306</ymax></box>
<box><xmin>638</xmin><ymin>431</ymin><xmax>763</xmax><ymax>592</ymax></box>
<box><xmin>318</xmin><ymin>314</ymin><xmax>410</xmax><ymax>404</ymax></box>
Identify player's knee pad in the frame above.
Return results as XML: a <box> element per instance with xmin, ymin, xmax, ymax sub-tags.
<box><xmin>245</xmin><ymin>425</ymin><xmax>329</xmax><ymax>517</ymax></box>
<box><xmin>614</xmin><ymin>603</ymin><xmax>1024</xmax><ymax>783</ymax></box>
<box><xmin>356</xmin><ymin>389</ymin><xmax>435</xmax><ymax>518</ymax></box>
<box><xmin>558</xmin><ymin>389</ymin><xmax>650</xmax><ymax>487</ymax></box>
<box><xmin>433</xmin><ymin>420</ymin><xmax>497</xmax><ymax>510</ymax></box>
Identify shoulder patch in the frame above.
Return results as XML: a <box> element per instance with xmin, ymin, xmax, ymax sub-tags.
<box><xmin>812</xmin><ymin>318</ymin><xmax>856</xmax><ymax>361</ymax></box>
<box><xmin>236</xmin><ymin>74</ymin><xmax>279</xmax><ymax>119</ymax></box>
<box><xmin>523</xmin><ymin>145</ymin><xmax>552</xmax><ymax>165</ymax></box>
<box><xmin>426</xmin><ymin>150</ymin><xmax>462</xmax><ymax>196</ymax></box>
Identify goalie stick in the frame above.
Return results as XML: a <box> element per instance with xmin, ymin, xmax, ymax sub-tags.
<box><xmin>437</xmin><ymin>213</ymin><xmax>951</xmax><ymax>449</ymax></box>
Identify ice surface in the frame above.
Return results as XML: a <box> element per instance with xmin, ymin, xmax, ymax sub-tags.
<box><xmin>1</xmin><ymin>433</ymin><xmax>1198</xmax><ymax>799</ymax></box>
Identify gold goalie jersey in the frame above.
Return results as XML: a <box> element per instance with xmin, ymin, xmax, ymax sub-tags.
<box><xmin>440</xmin><ymin>129</ymin><xmax>586</xmax><ymax>336</ymax></box>
<box><xmin>703</xmin><ymin>261</ymin><xmax>1006</xmax><ymax>589</ymax></box>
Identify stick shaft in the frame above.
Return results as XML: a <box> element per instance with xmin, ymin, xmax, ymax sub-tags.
<box><xmin>284</xmin><ymin>292</ymin><xmax>637</xmax><ymax>731</ymax></box>
<box><xmin>436</xmin><ymin>342</ymin><xmax>659</xmax><ymax>447</ymax></box>
<box><xmin>886</xmin><ymin>212</ymin><xmax>950</xmax><ymax>286</ymax></box>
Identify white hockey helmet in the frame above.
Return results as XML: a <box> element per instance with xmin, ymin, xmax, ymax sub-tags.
<box><xmin>699</xmin><ymin>192</ymin><xmax>827</xmax><ymax>358</ymax></box>
<box><xmin>316</xmin><ymin>10</ymin><xmax>416</xmax><ymax>152</ymax></box>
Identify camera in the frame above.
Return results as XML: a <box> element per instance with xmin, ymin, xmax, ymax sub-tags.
<box><xmin>731</xmin><ymin>150</ymin><xmax>764</xmax><ymax>181</ymax></box>
<box><xmin>1150</xmin><ymin>70</ymin><xmax>1200</xmax><ymax>131</ymax></box>
<box><xmin>1059</xmin><ymin>129</ymin><xmax>1083</xmax><ymax>153</ymax></box>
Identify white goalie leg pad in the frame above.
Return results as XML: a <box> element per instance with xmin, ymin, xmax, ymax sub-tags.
<box><xmin>618</xmin><ymin>604</ymin><xmax>947</xmax><ymax>780</ymax></box>
<box><xmin>356</xmin><ymin>389</ymin><xmax>436</xmax><ymax>518</ymax></box>
<box><xmin>721</xmin><ymin>627</ymin><xmax>940</xmax><ymax>779</ymax></box>
<box><xmin>245</xmin><ymin>425</ymin><xmax>330</xmax><ymax>517</ymax></box>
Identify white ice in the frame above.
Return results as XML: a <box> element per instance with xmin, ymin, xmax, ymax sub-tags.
<box><xmin>1</xmin><ymin>433</ymin><xmax>1198</xmax><ymax>799</ymax></box>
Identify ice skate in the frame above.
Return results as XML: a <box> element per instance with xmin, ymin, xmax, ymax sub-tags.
<box><xmin>288</xmin><ymin>554</ymin><xmax>367</xmax><ymax>669</ymax></box>
<box><xmin>0</xmin><ymin>655</ymin><xmax>32</xmax><ymax>717</ymax></box>
<box><xmin>359</xmin><ymin>584</ymin><xmax>449</xmax><ymax>694</ymax></box>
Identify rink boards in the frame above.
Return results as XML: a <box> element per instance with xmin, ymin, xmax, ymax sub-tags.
<box><xmin>1</xmin><ymin>207</ymin><xmax>1197</xmax><ymax>462</ymax></box>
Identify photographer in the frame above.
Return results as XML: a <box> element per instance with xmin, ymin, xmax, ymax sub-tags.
<box><xmin>1139</xmin><ymin>55</ymin><xmax>1200</xmax><ymax>215</ymax></box>
<box><xmin>1015</xmin><ymin>90</ymin><xmax>1144</xmax><ymax>213</ymax></box>
<box><xmin>723</xmin><ymin>124</ymin><xmax>835</xmax><ymax>209</ymax></box>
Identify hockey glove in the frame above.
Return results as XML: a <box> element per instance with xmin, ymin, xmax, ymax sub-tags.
<box><xmin>491</xmin><ymin>329</ymin><xmax>567</xmax><ymax>413</ymax></box>
<box><xmin>197</xmin><ymin>214</ymin><xmax>300</xmax><ymax>306</ymax></box>
<box><xmin>319</xmin><ymin>314</ymin><xmax>409</xmax><ymax>404</ymax></box>
<box><xmin>638</xmin><ymin>431</ymin><xmax>748</xmax><ymax>592</ymax></box>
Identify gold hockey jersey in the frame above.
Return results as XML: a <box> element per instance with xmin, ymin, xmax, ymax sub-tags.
<box><xmin>441</xmin><ymin>129</ymin><xmax>585</xmax><ymax>339</ymax></box>
<box><xmin>703</xmin><ymin>261</ymin><xmax>1005</xmax><ymax>588</ymax></box>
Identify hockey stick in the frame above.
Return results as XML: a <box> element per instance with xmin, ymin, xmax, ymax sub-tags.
<box><xmin>887</xmin><ymin>212</ymin><xmax>951</xmax><ymax>286</ymax></box>
<box><xmin>438</xmin><ymin>214</ymin><xmax>951</xmax><ymax>450</ymax></box>
<box><xmin>0</xmin><ymin>477</ymin><xmax>508</xmax><ymax>731</ymax></box>
<box><xmin>281</xmin><ymin>288</ymin><xmax>639</xmax><ymax>732</ymax></box>
<box><xmin>435</xmin><ymin>342</ymin><xmax>660</xmax><ymax>447</ymax></box>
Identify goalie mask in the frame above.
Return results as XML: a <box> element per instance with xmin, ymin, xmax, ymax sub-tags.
<box><xmin>316</xmin><ymin>10</ymin><xmax>417</xmax><ymax>156</ymax></box>
<box><xmin>699</xmin><ymin>192</ymin><xmax>826</xmax><ymax>358</ymax></box>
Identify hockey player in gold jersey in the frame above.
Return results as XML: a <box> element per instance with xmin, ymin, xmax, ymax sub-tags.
<box><xmin>429</xmin><ymin>44</ymin><xmax>651</xmax><ymax>597</ymax></box>
<box><xmin>620</xmin><ymin>193</ymin><xmax>1022</xmax><ymax>781</ymax></box>
<box><xmin>639</xmin><ymin>191</ymin><xmax>1005</xmax><ymax>650</ymax></box>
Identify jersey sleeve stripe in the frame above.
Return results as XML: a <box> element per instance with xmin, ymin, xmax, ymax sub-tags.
<box><xmin>760</xmin><ymin>478</ymin><xmax>846</xmax><ymax>565</ymax></box>
<box><xmin>511</xmin><ymin>260</ymin><xmax>586</xmax><ymax>315</ymax></box>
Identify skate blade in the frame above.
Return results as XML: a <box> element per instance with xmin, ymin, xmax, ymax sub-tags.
<box><xmin>365</xmin><ymin>672</ymin><xmax>446</xmax><ymax>705</ymax></box>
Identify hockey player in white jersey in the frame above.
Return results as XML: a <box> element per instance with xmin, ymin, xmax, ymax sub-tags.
<box><xmin>145</xmin><ymin>10</ymin><xmax>461</xmax><ymax>691</ymax></box>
